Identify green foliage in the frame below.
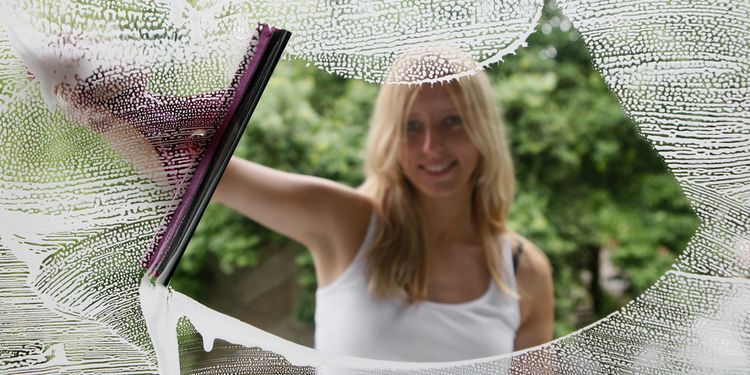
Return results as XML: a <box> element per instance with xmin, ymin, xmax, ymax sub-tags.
<box><xmin>173</xmin><ymin>2</ymin><xmax>699</xmax><ymax>340</ymax></box>
<box><xmin>492</xmin><ymin>2</ymin><xmax>699</xmax><ymax>329</ymax></box>
<box><xmin>294</xmin><ymin>251</ymin><xmax>318</xmax><ymax>324</ymax></box>
<box><xmin>171</xmin><ymin>59</ymin><xmax>377</xmax><ymax>313</ymax></box>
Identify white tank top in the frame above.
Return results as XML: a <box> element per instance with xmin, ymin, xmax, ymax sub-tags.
<box><xmin>314</xmin><ymin>213</ymin><xmax>521</xmax><ymax>362</ymax></box>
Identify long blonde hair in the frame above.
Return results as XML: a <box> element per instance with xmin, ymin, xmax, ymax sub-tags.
<box><xmin>358</xmin><ymin>52</ymin><xmax>516</xmax><ymax>303</ymax></box>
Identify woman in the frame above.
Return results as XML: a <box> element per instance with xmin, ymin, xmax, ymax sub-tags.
<box><xmin>213</xmin><ymin>62</ymin><xmax>554</xmax><ymax>362</ymax></box>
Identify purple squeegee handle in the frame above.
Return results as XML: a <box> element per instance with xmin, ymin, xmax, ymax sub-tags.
<box><xmin>145</xmin><ymin>25</ymin><xmax>276</xmax><ymax>279</ymax></box>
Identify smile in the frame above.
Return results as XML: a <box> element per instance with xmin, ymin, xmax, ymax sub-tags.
<box><xmin>420</xmin><ymin>160</ymin><xmax>457</xmax><ymax>174</ymax></box>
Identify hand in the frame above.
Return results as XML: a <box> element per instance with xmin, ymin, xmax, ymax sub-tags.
<box><xmin>54</xmin><ymin>70</ymin><xmax>171</xmax><ymax>188</ymax></box>
<box><xmin>20</xmin><ymin>29</ymin><xmax>235</xmax><ymax>191</ymax></box>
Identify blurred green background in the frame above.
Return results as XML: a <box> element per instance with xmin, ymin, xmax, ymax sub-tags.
<box><xmin>171</xmin><ymin>2</ymin><xmax>699</xmax><ymax>346</ymax></box>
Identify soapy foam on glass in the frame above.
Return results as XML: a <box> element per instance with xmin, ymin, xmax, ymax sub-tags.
<box><xmin>1</xmin><ymin>0</ymin><xmax>749</xmax><ymax>373</ymax></box>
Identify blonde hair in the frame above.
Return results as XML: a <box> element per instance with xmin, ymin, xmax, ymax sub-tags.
<box><xmin>358</xmin><ymin>50</ymin><xmax>516</xmax><ymax>303</ymax></box>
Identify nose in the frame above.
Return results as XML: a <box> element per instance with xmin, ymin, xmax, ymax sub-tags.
<box><xmin>421</xmin><ymin>126</ymin><xmax>445</xmax><ymax>154</ymax></box>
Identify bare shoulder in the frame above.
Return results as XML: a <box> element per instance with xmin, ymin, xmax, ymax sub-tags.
<box><xmin>506</xmin><ymin>232</ymin><xmax>553</xmax><ymax>284</ymax></box>
<box><xmin>315</xmin><ymin>179</ymin><xmax>374</xmax><ymax>229</ymax></box>
<box><xmin>506</xmin><ymin>232</ymin><xmax>554</xmax><ymax>349</ymax></box>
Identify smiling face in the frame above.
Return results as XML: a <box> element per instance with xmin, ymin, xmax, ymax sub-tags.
<box><xmin>398</xmin><ymin>85</ymin><xmax>480</xmax><ymax>201</ymax></box>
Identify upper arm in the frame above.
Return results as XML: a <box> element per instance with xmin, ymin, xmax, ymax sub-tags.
<box><xmin>213</xmin><ymin>156</ymin><xmax>373</xmax><ymax>276</ymax></box>
<box><xmin>511</xmin><ymin>235</ymin><xmax>554</xmax><ymax>351</ymax></box>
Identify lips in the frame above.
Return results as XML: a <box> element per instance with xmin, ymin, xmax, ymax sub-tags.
<box><xmin>419</xmin><ymin>160</ymin><xmax>457</xmax><ymax>175</ymax></box>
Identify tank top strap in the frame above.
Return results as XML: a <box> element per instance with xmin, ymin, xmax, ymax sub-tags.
<box><xmin>485</xmin><ymin>234</ymin><xmax>521</xmax><ymax>331</ymax></box>
<box><xmin>497</xmin><ymin>234</ymin><xmax>518</xmax><ymax>292</ymax></box>
<box><xmin>352</xmin><ymin>211</ymin><xmax>378</xmax><ymax>262</ymax></box>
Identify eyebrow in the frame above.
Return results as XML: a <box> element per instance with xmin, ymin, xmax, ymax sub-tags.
<box><xmin>406</xmin><ymin>112</ymin><xmax>460</xmax><ymax>120</ymax></box>
<box><xmin>435</xmin><ymin>108</ymin><xmax>461</xmax><ymax>115</ymax></box>
<box><xmin>407</xmin><ymin>108</ymin><xmax>461</xmax><ymax>118</ymax></box>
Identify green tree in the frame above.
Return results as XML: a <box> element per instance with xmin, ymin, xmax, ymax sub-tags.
<box><xmin>171</xmin><ymin>59</ymin><xmax>377</xmax><ymax>324</ymax></box>
<box><xmin>492</xmin><ymin>2</ymin><xmax>698</xmax><ymax>335</ymax></box>
<box><xmin>173</xmin><ymin>1</ymin><xmax>699</xmax><ymax>340</ymax></box>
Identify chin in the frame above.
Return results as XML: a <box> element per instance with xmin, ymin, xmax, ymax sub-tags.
<box><xmin>412</xmin><ymin>184</ymin><xmax>468</xmax><ymax>200</ymax></box>
<box><xmin>402</xmin><ymin>169</ymin><xmax>474</xmax><ymax>201</ymax></box>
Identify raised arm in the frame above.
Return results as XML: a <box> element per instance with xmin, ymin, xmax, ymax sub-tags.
<box><xmin>212</xmin><ymin>156</ymin><xmax>373</xmax><ymax>285</ymax></box>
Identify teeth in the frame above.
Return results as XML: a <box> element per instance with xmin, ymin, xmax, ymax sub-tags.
<box><xmin>424</xmin><ymin>162</ymin><xmax>453</xmax><ymax>173</ymax></box>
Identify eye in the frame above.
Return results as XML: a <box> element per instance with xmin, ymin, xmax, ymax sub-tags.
<box><xmin>443</xmin><ymin>115</ymin><xmax>463</xmax><ymax>128</ymax></box>
<box><xmin>405</xmin><ymin>119</ymin><xmax>422</xmax><ymax>133</ymax></box>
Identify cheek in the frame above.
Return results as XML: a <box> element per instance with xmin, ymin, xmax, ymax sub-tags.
<box><xmin>470</xmin><ymin>150</ymin><xmax>481</xmax><ymax>169</ymax></box>
<box><xmin>462</xmin><ymin>146</ymin><xmax>482</xmax><ymax>173</ymax></box>
<box><xmin>397</xmin><ymin>145</ymin><xmax>413</xmax><ymax>168</ymax></box>
<box><xmin>454</xmin><ymin>137</ymin><xmax>479</xmax><ymax>159</ymax></box>
<box><xmin>403</xmin><ymin>134</ymin><xmax>421</xmax><ymax>151</ymax></box>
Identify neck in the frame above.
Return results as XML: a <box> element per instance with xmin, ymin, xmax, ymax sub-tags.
<box><xmin>416</xmin><ymin>187</ymin><xmax>477</xmax><ymax>246</ymax></box>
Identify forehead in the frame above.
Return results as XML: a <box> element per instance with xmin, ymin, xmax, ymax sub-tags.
<box><xmin>409</xmin><ymin>84</ymin><xmax>459</xmax><ymax>113</ymax></box>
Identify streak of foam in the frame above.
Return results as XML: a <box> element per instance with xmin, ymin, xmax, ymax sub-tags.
<box><xmin>0</xmin><ymin>87</ymin><xmax>168</xmax><ymax>372</ymax></box>
<box><xmin>137</xmin><ymin>272</ymin><xmax>750</xmax><ymax>374</ymax></box>
<box><xmin>1</xmin><ymin>0</ymin><xmax>545</xmax><ymax>87</ymax></box>
<box><xmin>140</xmin><ymin>277</ymin><xmax>524</xmax><ymax>374</ymax></box>
<box><xmin>556</xmin><ymin>0</ymin><xmax>750</xmax><ymax>276</ymax></box>
<box><xmin>224</xmin><ymin>0</ymin><xmax>546</xmax><ymax>83</ymax></box>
